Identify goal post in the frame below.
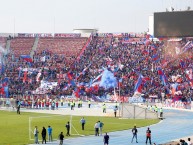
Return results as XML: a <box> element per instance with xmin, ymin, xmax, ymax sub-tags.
<box><xmin>70</xmin><ymin>115</ymin><xmax>84</xmax><ymax>137</ymax></box>
<box><xmin>29</xmin><ymin>115</ymin><xmax>83</xmax><ymax>141</ymax></box>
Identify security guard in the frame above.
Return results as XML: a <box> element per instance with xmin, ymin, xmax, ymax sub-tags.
<box><xmin>78</xmin><ymin>100</ymin><xmax>80</xmax><ymax>108</ymax></box>
<box><xmin>115</xmin><ymin>101</ymin><xmax>118</xmax><ymax>109</ymax></box>
<box><xmin>88</xmin><ymin>100</ymin><xmax>91</xmax><ymax>108</ymax></box>
<box><xmin>73</xmin><ymin>100</ymin><xmax>75</xmax><ymax>107</ymax></box>
<box><xmin>149</xmin><ymin>105</ymin><xmax>153</xmax><ymax>111</ymax></box>
<box><xmin>68</xmin><ymin>100</ymin><xmax>70</xmax><ymax>107</ymax></box>
<box><xmin>70</xmin><ymin>101</ymin><xmax>74</xmax><ymax>110</ymax></box>
<box><xmin>160</xmin><ymin>108</ymin><xmax>163</xmax><ymax>118</ymax></box>
<box><xmin>155</xmin><ymin>106</ymin><xmax>158</xmax><ymax>113</ymax></box>
<box><xmin>152</xmin><ymin>105</ymin><xmax>155</xmax><ymax>112</ymax></box>
<box><xmin>80</xmin><ymin>100</ymin><xmax>82</xmax><ymax>107</ymax></box>
<box><xmin>61</xmin><ymin>99</ymin><xmax>63</xmax><ymax>106</ymax></box>
<box><xmin>103</xmin><ymin>103</ymin><xmax>106</xmax><ymax>113</ymax></box>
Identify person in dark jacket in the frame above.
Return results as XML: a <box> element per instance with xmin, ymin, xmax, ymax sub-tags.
<box><xmin>17</xmin><ymin>99</ymin><xmax>21</xmax><ymax>114</ymax></box>
<box><xmin>104</xmin><ymin>132</ymin><xmax>110</xmax><ymax>145</ymax></box>
<box><xmin>146</xmin><ymin>127</ymin><xmax>152</xmax><ymax>145</ymax></box>
<box><xmin>65</xmin><ymin>121</ymin><xmax>70</xmax><ymax>136</ymax></box>
<box><xmin>131</xmin><ymin>126</ymin><xmax>138</xmax><ymax>143</ymax></box>
<box><xmin>59</xmin><ymin>132</ymin><xmax>64</xmax><ymax>145</ymax></box>
<box><xmin>41</xmin><ymin>126</ymin><xmax>47</xmax><ymax>144</ymax></box>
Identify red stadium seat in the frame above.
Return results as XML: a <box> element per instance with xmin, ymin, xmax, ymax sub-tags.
<box><xmin>10</xmin><ymin>38</ymin><xmax>35</xmax><ymax>57</ymax></box>
<box><xmin>36</xmin><ymin>37</ymin><xmax>87</xmax><ymax>61</ymax></box>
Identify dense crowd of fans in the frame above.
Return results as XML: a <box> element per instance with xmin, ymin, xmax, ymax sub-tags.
<box><xmin>0</xmin><ymin>34</ymin><xmax>192</xmax><ymax>104</ymax></box>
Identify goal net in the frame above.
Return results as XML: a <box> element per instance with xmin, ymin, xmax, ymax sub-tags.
<box><xmin>29</xmin><ymin>115</ymin><xmax>82</xmax><ymax>141</ymax></box>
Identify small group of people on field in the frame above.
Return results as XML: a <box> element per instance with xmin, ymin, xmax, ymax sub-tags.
<box><xmin>33</xmin><ymin>125</ymin><xmax>53</xmax><ymax>144</ymax></box>
<box><xmin>34</xmin><ymin>119</ymin><xmax>158</xmax><ymax>145</ymax></box>
<box><xmin>148</xmin><ymin>105</ymin><xmax>163</xmax><ymax>118</ymax></box>
<box><xmin>131</xmin><ymin>126</ymin><xmax>154</xmax><ymax>145</ymax></box>
<box><xmin>94</xmin><ymin>120</ymin><xmax>104</xmax><ymax>136</ymax></box>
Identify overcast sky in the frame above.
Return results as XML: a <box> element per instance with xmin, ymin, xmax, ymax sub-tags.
<box><xmin>0</xmin><ymin>0</ymin><xmax>192</xmax><ymax>33</ymax></box>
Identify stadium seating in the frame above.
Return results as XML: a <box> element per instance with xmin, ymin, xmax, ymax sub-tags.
<box><xmin>36</xmin><ymin>37</ymin><xmax>87</xmax><ymax>58</ymax></box>
<box><xmin>10</xmin><ymin>37</ymin><xmax>35</xmax><ymax>57</ymax></box>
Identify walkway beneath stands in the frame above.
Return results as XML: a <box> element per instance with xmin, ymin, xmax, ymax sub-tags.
<box><xmin>30</xmin><ymin>109</ymin><xmax>193</xmax><ymax>145</ymax></box>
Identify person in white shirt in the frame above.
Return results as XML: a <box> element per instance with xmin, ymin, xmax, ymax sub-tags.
<box><xmin>187</xmin><ymin>138</ymin><xmax>192</xmax><ymax>145</ymax></box>
<box><xmin>34</xmin><ymin>126</ymin><xmax>39</xmax><ymax>144</ymax></box>
<box><xmin>94</xmin><ymin>121</ymin><xmax>100</xmax><ymax>136</ymax></box>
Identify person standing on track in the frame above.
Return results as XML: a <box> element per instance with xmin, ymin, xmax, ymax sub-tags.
<box><xmin>160</xmin><ymin>108</ymin><xmax>163</xmax><ymax>118</ymax></box>
<box><xmin>103</xmin><ymin>132</ymin><xmax>110</xmax><ymax>145</ymax></box>
<box><xmin>146</xmin><ymin>127</ymin><xmax>152</xmax><ymax>145</ymax></box>
<box><xmin>131</xmin><ymin>126</ymin><xmax>138</xmax><ymax>143</ymax></box>
<box><xmin>59</xmin><ymin>132</ymin><xmax>64</xmax><ymax>145</ymax></box>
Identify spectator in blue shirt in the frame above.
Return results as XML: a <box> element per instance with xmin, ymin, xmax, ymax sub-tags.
<box><xmin>47</xmin><ymin>125</ymin><xmax>52</xmax><ymax>142</ymax></box>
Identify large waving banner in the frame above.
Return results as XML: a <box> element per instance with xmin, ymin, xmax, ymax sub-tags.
<box><xmin>33</xmin><ymin>81</ymin><xmax>58</xmax><ymax>94</ymax></box>
<box><xmin>163</xmin><ymin>99</ymin><xmax>191</xmax><ymax>110</ymax></box>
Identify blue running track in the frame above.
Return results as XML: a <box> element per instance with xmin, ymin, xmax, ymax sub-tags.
<box><xmin>30</xmin><ymin>109</ymin><xmax>193</xmax><ymax>145</ymax></box>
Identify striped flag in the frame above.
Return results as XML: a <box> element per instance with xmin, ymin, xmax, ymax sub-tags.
<box><xmin>134</xmin><ymin>74</ymin><xmax>143</xmax><ymax>93</ymax></box>
<box><xmin>67</xmin><ymin>72</ymin><xmax>76</xmax><ymax>87</ymax></box>
<box><xmin>152</xmin><ymin>54</ymin><xmax>160</xmax><ymax>62</ymax></box>
<box><xmin>157</xmin><ymin>67</ymin><xmax>167</xmax><ymax>86</ymax></box>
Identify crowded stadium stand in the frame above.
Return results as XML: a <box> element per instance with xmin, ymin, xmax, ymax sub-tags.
<box><xmin>0</xmin><ymin>32</ymin><xmax>192</xmax><ymax>110</ymax></box>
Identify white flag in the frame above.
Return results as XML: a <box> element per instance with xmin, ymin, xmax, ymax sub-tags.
<box><xmin>40</xmin><ymin>56</ymin><xmax>46</xmax><ymax>62</ymax></box>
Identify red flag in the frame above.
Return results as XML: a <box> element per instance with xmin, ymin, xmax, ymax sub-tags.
<box><xmin>23</xmin><ymin>71</ymin><xmax>28</xmax><ymax>83</ymax></box>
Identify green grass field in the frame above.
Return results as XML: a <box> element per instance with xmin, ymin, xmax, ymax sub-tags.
<box><xmin>0</xmin><ymin>110</ymin><xmax>159</xmax><ymax>145</ymax></box>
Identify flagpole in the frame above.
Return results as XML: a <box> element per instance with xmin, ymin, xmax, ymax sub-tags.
<box><xmin>13</xmin><ymin>17</ymin><xmax>15</xmax><ymax>38</ymax></box>
<box><xmin>119</xmin><ymin>80</ymin><xmax>120</xmax><ymax>102</ymax></box>
<box><xmin>151</xmin><ymin>63</ymin><xmax>154</xmax><ymax>72</ymax></box>
<box><xmin>114</xmin><ymin>86</ymin><xmax>116</xmax><ymax>99</ymax></box>
<box><xmin>119</xmin><ymin>73</ymin><xmax>123</xmax><ymax>103</ymax></box>
<box><xmin>53</xmin><ymin>16</ymin><xmax>55</xmax><ymax>37</ymax></box>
